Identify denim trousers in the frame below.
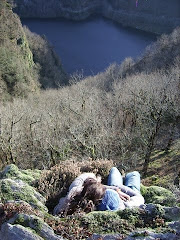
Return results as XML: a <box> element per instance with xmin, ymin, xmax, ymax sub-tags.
<box><xmin>107</xmin><ymin>167</ymin><xmax>141</xmax><ymax>192</ymax></box>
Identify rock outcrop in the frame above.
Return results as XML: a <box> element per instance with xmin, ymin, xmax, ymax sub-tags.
<box><xmin>12</xmin><ymin>0</ymin><xmax>180</xmax><ymax>34</ymax></box>
<box><xmin>0</xmin><ymin>0</ymin><xmax>68</xmax><ymax>100</ymax></box>
<box><xmin>0</xmin><ymin>164</ymin><xmax>179</xmax><ymax>240</ymax></box>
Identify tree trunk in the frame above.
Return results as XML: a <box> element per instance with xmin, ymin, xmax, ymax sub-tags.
<box><xmin>142</xmin><ymin>111</ymin><xmax>162</xmax><ymax>176</ymax></box>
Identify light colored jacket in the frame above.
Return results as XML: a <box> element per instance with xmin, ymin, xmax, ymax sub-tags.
<box><xmin>53</xmin><ymin>172</ymin><xmax>97</xmax><ymax>215</ymax></box>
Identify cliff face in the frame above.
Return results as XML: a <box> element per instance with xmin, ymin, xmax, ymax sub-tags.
<box><xmin>0</xmin><ymin>0</ymin><xmax>68</xmax><ymax>100</ymax></box>
<box><xmin>13</xmin><ymin>0</ymin><xmax>101</xmax><ymax>20</ymax></box>
<box><xmin>102</xmin><ymin>0</ymin><xmax>180</xmax><ymax>34</ymax></box>
<box><xmin>0</xmin><ymin>0</ymin><xmax>39</xmax><ymax>100</ymax></box>
<box><xmin>12</xmin><ymin>0</ymin><xmax>180</xmax><ymax>34</ymax></box>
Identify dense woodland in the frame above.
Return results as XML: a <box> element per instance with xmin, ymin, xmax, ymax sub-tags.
<box><xmin>0</xmin><ymin>0</ymin><xmax>179</xmax><ymax>178</ymax></box>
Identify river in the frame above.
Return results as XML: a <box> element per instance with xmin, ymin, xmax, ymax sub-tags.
<box><xmin>22</xmin><ymin>17</ymin><xmax>156</xmax><ymax>76</ymax></box>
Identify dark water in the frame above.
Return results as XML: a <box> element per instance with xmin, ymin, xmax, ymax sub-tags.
<box><xmin>22</xmin><ymin>17</ymin><xmax>156</xmax><ymax>76</ymax></box>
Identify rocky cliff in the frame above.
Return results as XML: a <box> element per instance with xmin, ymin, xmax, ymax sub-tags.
<box><xmin>0</xmin><ymin>0</ymin><xmax>68</xmax><ymax>100</ymax></box>
<box><xmin>12</xmin><ymin>0</ymin><xmax>180</xmax><ymax>34</ymax></box>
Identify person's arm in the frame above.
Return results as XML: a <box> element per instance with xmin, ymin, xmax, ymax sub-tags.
<box><xmin>53</xmin><ymin>185</ymin><xmax>83</xmax><ymax>215</ymax></box>
<box><xmin>116</xmin><ymin>188</ymin><xmax>130</xmax><ymax>201</ymax></box>
<box><xmin>104</xmin><ymin>184</ymin><xmax>140</xmax><ymax>197</ymax></box>
<box><xmin>69</xmin><ymin>172</ymin><xmax>97</xmax><ymax>191</ymax></box>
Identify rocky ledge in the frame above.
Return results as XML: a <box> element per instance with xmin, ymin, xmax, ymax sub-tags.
<box><xmin>0</xmin><ymin>164</ymin><xmax>180</xmax><ymax>240</ymax></box>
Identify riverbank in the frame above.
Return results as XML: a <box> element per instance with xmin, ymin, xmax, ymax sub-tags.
<box><xmin>13</xmin><ymin>0</ymin><xmax>180</xmax><ymax>34</ymax></box>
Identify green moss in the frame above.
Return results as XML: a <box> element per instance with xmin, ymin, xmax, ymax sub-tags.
<box><xmin>15</xmin><ymin>213</ymin><xmax>28</xmax><ymax>226</ymax></box>
<box><xmin>141</xmin><ymin>185</ymin><xmax>176</xmax><ymax>206</ymax></box>
<box><xmin>144</xmin><ymin>175</ymin><xmax>172</xmax><ymax>187</ymax></box>
<box><xmin>117</xmin><ymin>208</ymin><xmax>141</xmax><ymax>225</ymax></box>
<box><xmin>82</xmin><ymin>205</ymin><xmax>167</xmax><ymax>235</ymax></box>
<box><xmin>83</xmin><ymin>211</ymin><xmax>134</xmax><ymax>234</ymax></box>
<box><xmin>32</xmin><ymin>218</ymin><xmax>43</xmax><ymax>232</ymax></box>
<box><xmin>149</xmin><ymin>160</ymin><xmax>162</xmax><ymax>169</ymax></box>
<box><xmin>13</xmin><ymin>214</ymin><xmax>44</xmax><ymax>234</ymax></box>
<box><xmin>0</xmin><ymin>164</ymin><xmax>41</xmax><ymax>184</ymax></box>
<box><xmin>0</xmin><ymin>178</ymin><xmax>47</xmax><ymax>211</ymax></box>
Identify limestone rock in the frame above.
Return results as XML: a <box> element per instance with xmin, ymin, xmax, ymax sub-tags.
<box><xmin>8</xmin><ymin>213</ymin><xmax>65</xmax><ymax>240</ymax></box>
<box><xmin>0</xmin><ymin>178</ymin><xmax>47</xmax><ymax>212</ymax></box>
<box><xmin>125</xmin><ymin>230</ymin><xmax>180</xmax><ymax>240</ymax></box>
<box><xmin>84</xmin><ymin>205</ymin><xmax>180</xmax><ymax>239</ymax></box>
<box><xmin>168</xmin><ymin>221</ymin><xmax>180</xmax><ymax>235</ymax></box>
<box><xmin>164</xmin><ymin>206</ymin><xmax>180</xmax><ymax>221</ymax></box>
<box><xmin>0</xmin><ymin>223</ymin><xmax>43</xmax><ymax>240</ymax></box>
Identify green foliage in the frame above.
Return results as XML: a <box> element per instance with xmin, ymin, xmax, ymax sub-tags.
<box><xmin>141</xmin><ymin>185</ymin><xmax>176</xmax><ymax>207</ymax></box>
<box><xmin>0</xmin><ymin>1</ymin><xmax>39</xmax><ymax>100</ymax></box>
<box><xmin>82</xmin><ymin>205</ymin><xmax>167</xmax><ymax>234</ymax></box>
<box><xmin>83</xmin><ymin>211</ymin><xmax>132</xmax><ymax>234</ymax></box>
<box><xmin>0</xmin><ymin>164</ymin><xmax>41</xmax><ymax>185</ymax></box>
<box><xmin>0</xmin><ymin>1</ymin><xmax>68</xmax><ymax>101</ymax></box>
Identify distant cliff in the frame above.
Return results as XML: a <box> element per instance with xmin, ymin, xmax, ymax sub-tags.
<box><xmin>12</xmin><ymin>0</ymin><xmax>180</xmax><ymax>34</ymax></box>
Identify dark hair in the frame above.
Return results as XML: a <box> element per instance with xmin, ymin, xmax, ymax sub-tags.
<box><xmin>65</xmin><ymin>179</ymin><xmax>105</xmax><ymax>215</ymax></box>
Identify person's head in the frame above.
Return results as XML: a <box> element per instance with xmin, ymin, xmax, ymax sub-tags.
<box><xmin>83</xmin><ymin>177</ymin><xmax>98</xmax><ymax>187</ymax></box>
<box><xmin>81</xmin><ymin>181</ymin><xmax>105</xmax><ymax>204</ymax></box>
<box><xmin>67</xmin><ymin>180</ymin><xmax>105</xmax><ymax>214</ymax></box>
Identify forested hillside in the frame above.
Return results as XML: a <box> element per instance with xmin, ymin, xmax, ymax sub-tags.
<box><xmin>0</xmin><ymin>1</ymin><xmax>179</xmax><ymax>239</ymax></box>
<box><xmin>0</xmin><ymin>22</ymin><xmax>179</xmax><ymax>178</ymax></box>
<box><xmin>0</xmin><ymin>0</ymin><xmax>67</xmax><ymax>100</ymax></box>
<box><xmin>12</xmin><ymin>0</ymin><xmax>180</xmax><ymax>34</ymax></box>
<box><xmin>0</xmin><ymin>0</ymin><xmax>39</xmax><ymax>100</ymax></box>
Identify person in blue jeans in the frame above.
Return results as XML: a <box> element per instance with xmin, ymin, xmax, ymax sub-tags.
<box><xmin>54</xmin><ymin>167</ymin><xmax>144</xmax><ymax>215</ymax></box>
<box><xmin>98</xmin><ymin>167</ymin><xmax>145</xmax><ymax>211</ymax></box>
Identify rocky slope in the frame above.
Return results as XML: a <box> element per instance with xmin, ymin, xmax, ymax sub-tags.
<box><xmin>0</xmin><ymin>164</ymin><xmax>179</xmax><ymax>240</ymax></box>
<box><xmin>0</xmin><ymin>0</ymin><xmax>67</xmax><ymax>100</ymax></box>
<box><xmin>12</xmin><ymin>0</ymin><xmax>180</xmax><ymax>34</ymax></box>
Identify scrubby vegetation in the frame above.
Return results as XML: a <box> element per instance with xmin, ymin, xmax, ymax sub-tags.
<box><xmin>0</xmin><ymin>2</ymin><xmax>179</xmax><ymax>238</ymax></box>
<box><xmin>36</xmin><ymin>159</ymin><xmax>114</xmax><ymax>211</ymax></box>
<box><xmin>0</xmin><ymin>0</ymin><xmax>67</xmax><ymax>101</ymax></box>
<box><xmin>0</xmin><ymin>27</ymin><xmax>179</xmax><ymax>181</ymax></box>
<box><xmin>0</xmin><ymin>0</ymin><xmax>39</xmax><ymax>100</ymax></box>
<box><xmin>23</xmin><ymin>27</ymin><xmax>68</xmax><ymax>89</ymax></box>
<box><xmin>0</xmin><ymin>163</ymin><xmax>179</xmax><ymax>240</ymax></box>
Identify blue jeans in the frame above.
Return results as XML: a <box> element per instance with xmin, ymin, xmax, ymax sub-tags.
<box><xmin>107</xmin><ymin>167</ymin><xmax>141</xmax><ymax>192</ymax></box>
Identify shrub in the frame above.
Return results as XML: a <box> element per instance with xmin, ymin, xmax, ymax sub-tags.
<box><xmin>35</xmin><ymin>159</ymin><xmax>114</xmax><ymax>211</ymax></box>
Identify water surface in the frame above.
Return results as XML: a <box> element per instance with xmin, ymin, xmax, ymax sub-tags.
<box><xmin>22</xmin><ymin>17</ymin><xmax>156</xmax><ymax>76</ymax></box>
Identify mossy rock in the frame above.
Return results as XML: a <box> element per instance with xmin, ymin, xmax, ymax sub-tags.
<box><xmin>141</xmin><ymin>184</ymin><xmax>176</xmax><ymax>207</ymax></box>
<box><xmin>0</xmin><ymin>164</ymin><xmax>41</xmax><ymax>185</ymax></box>
<box><xmin>8</xmin><ymin>213</ymin><xmax>62</xmax><ymax>240</ymax></box>
<box><xmin>10</xmin><ymin>214</ymin><xmax>44</xmax><ymax>233</ymax></box>
<box><xmin>82</xmin><ymin>205</ymin><xmax>167</xmax><ymax>235</ymax></box>
<box><xmin>0</xmin><ymin>223</ymin><xmax>44</xmax><ymax>240</ymax></box>
<box><xmin>82</xmin><ymin>210</ymin><xmax>133</xmax><ymax>234</ymax></box>
<box><xmin>0</xmin><ymin>178</ymin><xmax>47</xmax><ymax>212</ymax></box>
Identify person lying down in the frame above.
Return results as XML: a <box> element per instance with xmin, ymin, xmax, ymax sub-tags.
<box><xmin>53</xmin><ymin>167</ymin><xmax>144</xmax><ymax>216</ymax></box>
